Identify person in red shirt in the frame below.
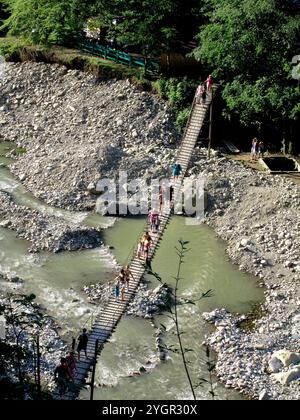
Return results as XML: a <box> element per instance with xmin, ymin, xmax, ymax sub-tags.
<box><xmin>206</xmin><ymin>75</ymin><xmax>214</xmax><ymax>93</ymax></box>
<box><xmin>54</xmin><ymin>358</ymin><xmax>72</xmax><ymax>400</ymax></box>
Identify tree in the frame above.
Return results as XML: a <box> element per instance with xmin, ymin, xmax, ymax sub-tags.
<box><xmin>193</xmin><ymin>0</ymin><xmax>300</xmax><ymax>151</ymax></box>
<box><xmin>90</xmin><ymin>0</ymin><xmax>205</xmax><ymax>56</ymax></box>
<box><xmin>0</xmin><ymin>293</ymin><xmax>52</xmax><ymax>399</ymax></box>
<box><xmin>1</xmin><ymin>0</ymin><xmax>88</xmax><ymax>44</ymax></box>
<box><xmin>89</xmin><ymin>0</ymin><xmax>174</xmax><ymax>55</ymax></box>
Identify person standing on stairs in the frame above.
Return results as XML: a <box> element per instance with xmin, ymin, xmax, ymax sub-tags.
<box><xmin>159</xmin><ymin>185</ymin><xmax>164</xmax><ymax>213</ymax></box>
<box><xmin>172</xmin><ymin>161</ymin><xmax>182</xmax><ymax>182</ymax></box>
<box><xmin>196</xmin><ymin>84</ymin><xmax>206</xmax><ymax>104</ymax></box>
<box><xmin>148</xmin><ymin>209</ymin><xmax>159</xmax><ymax>233</ymax></box>
<box><xmin>115</xmin><ymin>279</ymin><xmax>120</xmax><ymax>299</ymax></box>
<box><xmin>54</xmin><ymin>357</ymin><xmax>72</xmax><ymax>400</ymax></box>
<box><xmin>206</xmin><ymin>75</ymin><xmax>214</xmax><ymax>94</ymax></box>
<box><xmin>118</xmin><ymin>268</ymin><xmax>126</xmax><ymax>284</ymax></box>
<box><xmin>66</xmin><ymin>351</ymin><xmax>77</xmax><ymax>381</ymax></box>
<box><xmin>120</xmin><ymin>283</ymin><xmax>126</xmax><ymax>301</ymax></box>
<box><xmin>145</xmin><ymin>256</ymin><xmax>152</xmax><ymax>272</ymax></box>
<box><xmin>77</xmin><ymin>328</ymin><xmax>88</xmax><ymax>361</ymax></box>
<box><xmin>170</xmin><ymin>184</ymin><xmax>174</xmax><ymax>204</ymax></box>
<box><xmin>142</xmin><ymin>232</ymin><xmax>152</xmax><ymax>260</ymax></box>
<box><xmin>163</xmin><ymin>183</ymin><xmax>174</xmax><ymax>210</ymax></box>
<box><xmin>137</xmin><ymin>239</ymin><xmax>144</xmax><ymax>259</ymax></box>
<box><xmin>124</xmin><ymin>265</ymin><xmax>133</xmax><ymax>291</ymax></box>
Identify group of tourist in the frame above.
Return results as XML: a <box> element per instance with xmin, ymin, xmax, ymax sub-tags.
<box><xmin>114</xmin><ymin>265</ymin><xmax>134</xmax><ymax>300</ymax></box>
<box><xmin>54</xmin><ymin>328</ymin><xmax>89</xmax><ymax>399</ymax></box>
<box><xmin>196</xmin><ymin>75</ymin><xmax>214</xmax><ymax>104</ymax></box>
<box><xmin>250</xmin><ymin>138</ymin><xmax>265</xmax><ymax>161</ymax></box>
<box><xmin>113</xmin><ymin>161</ymin><xmax>184</xmax><ymax>302</ymax></box>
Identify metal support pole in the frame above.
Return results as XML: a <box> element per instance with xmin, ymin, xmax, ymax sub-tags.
<box><xmin>36</xmin><ymin>334</ymin><xmax>41</xmax><ymax>400</ymax></box>
<box><xmin>90</xmin><ymin>339</ymin><xmax>99</xmax><ymax>401</ymax></box>
<box><xmin>208</xmin><ymin>94</ymin><xmax>213</xmax><ymax>159</ymax></box>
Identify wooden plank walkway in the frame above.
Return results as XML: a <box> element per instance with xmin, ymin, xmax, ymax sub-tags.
<box><xmin>59</xmin><ymin>90</ymin><xmax>214</xmax><ymax>400</ymax></box>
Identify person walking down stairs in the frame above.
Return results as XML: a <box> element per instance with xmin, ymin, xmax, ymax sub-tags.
<box><xmin>172</xmin><ymin>161</ymin><xmax>182</xmax><ymax>182</ymax></box>
<box><xmin>196</xmin><ymin>83</ymin><xmax>207</xmax><ymax>104</ymax></box>
<box><xmin>206</xmin><ymin>74</ymin><xmax>214</xmax><ymax>94</ymax></box>
<box><xmin>54</xmin><ymin>358</ymin><xmax>72</xmax><ymax>400</ymax></box>
<box><xmin>148</xmin><ymin>209</ymin><xmax>160</xmax><ymax>233</ymax></box>
<box><xmin>77</xmin><ymin>328</ymin><xmax>89</xmax><ymax>360</ymax></box>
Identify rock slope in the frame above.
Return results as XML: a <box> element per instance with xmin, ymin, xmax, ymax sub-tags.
<box><xmin>0</xmin><ymin>191</ymin><xmax>102</xmax><ymax>252</ymax></box>
<box><xmin>190</xmin><ymin>154</ymin><xmax>300</xmax><ymax>400</ymax></box>
<box><xmin>0</xmin><ymin>62</ymin><xmax>179</xmax><ymax>211</ymax></box>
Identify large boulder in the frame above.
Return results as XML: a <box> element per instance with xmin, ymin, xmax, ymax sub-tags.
<box><xmin>272</xmin><ymin>350</ymin><xmax>300</xmax><ymax>368</ymax></box>
<box><xmin>268</xmin><ymin>357</ymin><xmax>283</xmax><ymax>374</ymax></box>
<box><xmin>272</xmin><ymin>366</ymin><xmax>300</xmax><ymax>386</ymax></box>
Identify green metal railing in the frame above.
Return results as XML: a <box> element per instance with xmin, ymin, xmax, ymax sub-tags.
<box><xmin>73</xmin><ymin>37</ymin><xmax>160</xmax><ymax>75</ymax></box>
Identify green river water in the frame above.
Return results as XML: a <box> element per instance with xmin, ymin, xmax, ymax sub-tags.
<box><xmin>0</xmin><ymin>142</ymin><xmax>264</xmax><ymax>400</ymax></box>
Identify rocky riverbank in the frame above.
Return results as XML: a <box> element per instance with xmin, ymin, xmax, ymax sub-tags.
<box><xmin>83</xmin><ymin>280</ymin><xmax>171</xmax><ymax>319</ymax></box>
<box><xmin>0</xmin><ymin>62</ymin><xmax>179</xmax><ymax>211</ymax></box>
<box><xmin>0</xmin><ymin>190</ymin><xmax>102</xmax><ymax>252</ymax></box>
<box><xmin>1</xmin><ymin>61</ymin><xmax>300</xmax><ymax>399</ymax></box>
<box><xmin>189</xmin><ymin>153</ymin><xmax>300</xmax><ymax>400</ymax></box>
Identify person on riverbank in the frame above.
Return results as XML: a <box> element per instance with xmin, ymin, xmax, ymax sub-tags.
<box><xmin>124</xmin><ymin>265</ymin><xmax>133</xmax><ymax>291</ymax></box>
<box><xmin>54</xmin><ymin>358</ymin><xmax>72</xmax><ymax>400</ymax></box>
<box><xmin>66</xmin><ymin>351</ymin><xmax>77</xmax><ymax>381</ymax></box>
<box><xmin>258</xmin><ymin>141</ymin><xmax>265</xmax><ymax>158</ymax></box>
<box><xmin>77</xmin><ymin>328</ymin><xmax>88</xmax><ymax>360</ymax></box>
<box><xmin>172</xmin><ymin>162</ymin><xmax>182</xmax><ymax>182</ymax></box>
<box><xmin>250</xmin><ymin>138</ymin><xmax>258</xmax><ymax>161</ymax></box>
<box><xmin>148</xmin><ymin>209</ymin><xmax>159</xmax><ymax>233</ymax></box>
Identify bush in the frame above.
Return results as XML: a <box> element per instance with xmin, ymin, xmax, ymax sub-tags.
<box><xmin>1</xmin><ymin>0</ymin><xmax>85</xmax><ymax>45</ymax></box>
<box><xmin>0</xmin><ymin>37</ymin><xmax>27</xmax><ymax>59</ymax></box>
<box><xmin>154</xmin><ymin>76</ymin><xmax>198</xmax><ymax>132</ymax></box>
<box><xmin>176</xmin><ymin>107</ymin><xmax>191</xmax><ymax>132</ymax></box>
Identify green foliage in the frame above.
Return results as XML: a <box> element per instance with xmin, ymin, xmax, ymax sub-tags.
<box><xmin>1</xmin><ymin>0</ymin><xmax>204</xmax><ymax>54</ymax></box>
<box><xmin>0</xmin><ymin>293</ymin><xmax>51</xmax><ymax>399</ymax></box>
<box><xmin>0</xmin><ymin>36</ymin><xmax>27</xmax><ymax>58</ymax></box>
<box><xmin>193</xmin><ymin>0</ymin><xmax>300</xmax><ymax>127</ymax></box>
<box><xmin>1</xmin><ymin>0</ymin><xmax>88</xmax><ymax>44</ymax></box>
<box><xmin>93</xmin><ymin>0</ymin><xmax>174</xmax><ymax>54</ymax></box>
<box><xmin>154</xmin><ymin>77</ymin><xmax>198</xmax><ymax>132</ymax></box>
<box><xmin>1</xmin><ymin>0</ymin><xmax>299</xmax><ymax>143</ymax></box>
<box><xmin>0</xmin><ymin>376</ymin><xmax>25</xmax><ymax>400</ymax></box>
<box><xmin>155</xmin><ymin>77</ymin><xmax>197</xmax><ymax>109</ymax></box>
<box><xmin>91</xmin><ymin>0</ymin><xmax>203</xmax><ymax>55</ymax></box>
<box><xmin>176</xmin><ymin>107</ymin><xmax>191</xmax><ymax>132</ymax></box>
